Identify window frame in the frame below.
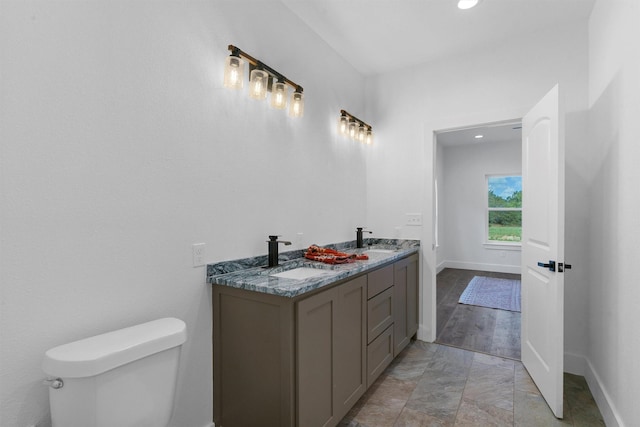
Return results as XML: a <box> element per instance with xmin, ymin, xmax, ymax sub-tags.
<box><xmin>484</xmin><ymin>173</ymin><xmax>522</xmax><ymax>249</ymax></box>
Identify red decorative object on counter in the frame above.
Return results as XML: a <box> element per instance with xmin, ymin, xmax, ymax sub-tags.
<box><xmin>304</xmin><ymin>244</ymin><xmax>369</xmax><ymax>264</ymax></box>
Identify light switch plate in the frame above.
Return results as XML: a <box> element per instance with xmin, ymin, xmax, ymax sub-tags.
<box><xmin>192</xmin><ymin>243</ymin><xmax>206</xmax><ymax>267</ymax></box>
<box><xmin>406</xmin><ymin>213</ymin><xmax>423</xmax><ymax>226</ymax></box>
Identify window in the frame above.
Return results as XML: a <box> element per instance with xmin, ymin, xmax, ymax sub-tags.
<box><xmin>487</xmin><ymin>175</ymin><xmax>522</xmax><ymax>243</ymax></box>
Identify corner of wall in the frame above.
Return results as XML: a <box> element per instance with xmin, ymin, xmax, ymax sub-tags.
<box><xmin>584</xmin><ymin>357</ymin><xmax>625</xmax><ymax>427</ymax></box>
<box><xmin>564</xmin><ymin>351</ymin><xmax>586</xmax><ymax>376</ymax></box>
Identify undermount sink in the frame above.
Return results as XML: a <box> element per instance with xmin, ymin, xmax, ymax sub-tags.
<box><xmin>270</xmin><ymin>267</ymin><xmax>335</xmax><ymax>280</ymax></box>
<box><xmin>365</xmin><ymin>249</ymin><xmax>396</xmax><ymax>254</ymax></box>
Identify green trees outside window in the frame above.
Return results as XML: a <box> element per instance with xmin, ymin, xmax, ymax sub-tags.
<box><xmin>487</xmin><ymin>175</ymin><xmax>522</xmax><ymax>242</ymax></box>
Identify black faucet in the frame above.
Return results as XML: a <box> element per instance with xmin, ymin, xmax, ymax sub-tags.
<box><xmin>267</xmin><ymin>235</ymin><xmax>292</xmax><ymax>267</ymax></box>
<box><xmin>356</xmin><ymin>227</ymin><xmax>372</xmax><ymax>248</ymax></box>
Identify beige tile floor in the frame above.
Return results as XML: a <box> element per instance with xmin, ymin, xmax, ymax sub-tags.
<box><xmin>340</xmin><ymin>341</ymin><xmax>605</xmax><ymax>426</ymax></box>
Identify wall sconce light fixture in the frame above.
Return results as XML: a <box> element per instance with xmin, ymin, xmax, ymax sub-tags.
<box><xmin>223</xmin><ymin>45</ymin><xmax>304</xmax><ymax>118</ymax></box>
<box><xmin>338</xmin><ymin>110</ymin><xmax>373</xmax><ymax>145</ymax></box>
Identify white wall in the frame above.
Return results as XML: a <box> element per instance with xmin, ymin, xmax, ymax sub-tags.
<box><xmin>435</xmin><ymin>142</ymin><xmax>445</xmax><ymax>268</ymax></box>
<box><xmin>439</xmin><ymin>140</ymin><xmax>521</xmax><ymax>274</ymax></box>
<box><xmin>0</xmin><ymin>2</ymin><xmax>367</xmax><ymax>426</ymax></box>
<box><xmin>585</xmin><ymin>0</ymin><xmax>640</xmax><ymax>425</ymax></box>
<box><xmin>365</xmin><ymin>21</ymin><xmax>590</xmax><ymax>358</ymax></box>
<box><xmin>6</xmin><ymin>1</ymin><xmax>636</xmax><ymax>426</ymax></box>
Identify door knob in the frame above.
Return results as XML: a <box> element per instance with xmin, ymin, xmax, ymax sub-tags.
<box><xmin>558</xmin><ymin>263</ymin><xmax>572</xmax><ymax>272</ymax></box>
<box><xmin>537</xmin><ymin>260</ymin><xmax>556</xmax><ymax>272</ymax></box>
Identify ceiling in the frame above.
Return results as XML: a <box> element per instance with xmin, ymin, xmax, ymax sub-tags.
<box><xmin>280</xmin><ymin>0</ymin><xmax>593</xmax><ymax>145</ymax></box>
<box><xmin>436</xmin><ymin>121</ymin><xmax>521</xmax><ymax>147</ymax></box>
<box><xmin>281</xmin><ymin>0</ymin><xmax>595</xmax><ymax>76</ymax></box>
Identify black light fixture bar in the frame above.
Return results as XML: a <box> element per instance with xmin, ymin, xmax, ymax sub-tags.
<box><xmin>228</xmin><ymin>45</ymin><xmax>303</xmax><ymax>93</ymax></box>
<box><xmin>340</xmin><ymin>109</ymin><xmax>372</xmax><ymax>130</ymax></box>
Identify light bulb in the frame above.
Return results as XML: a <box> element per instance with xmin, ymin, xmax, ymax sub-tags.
<box><xmin>270</xmin><ymin>81</ymin><xmax>288</xmax><ymax>109</ymax></box>
<box><xmin>366</xmin><ymin>129</ymin><xmax>373</xmax><ymax>145</ymax></box>
<box><xmin>338</xmin><ymin>115</ymin><xmax>349</xmax><ymax>135</ymax></box>
<box><xmin>223</xmin><ymin>55</ymin><xmax>245</xmax><ymax>89</ymax></box>
<box><xmin>457</xmin><ymin>0</ymin><xmax>480</xmax><ymax>10</ymax></box>
<box><xmin>348</xmin><ymin>121</ymin><xmax>357</xmax><ymax>139</ymax></box>
<box><xmin>358</xmin><ymin>125</ymin><xmax>367</xmax><ymax>143</ymax></box>
<box><xmin>289</xmin><ymin>91</ymin><xmax>304</xmax><ymax>118</ymax></box>
<box><xmin>249</xmin><ymin>69</ymin><xmax>268</xmax><ymax>100</ymax></box>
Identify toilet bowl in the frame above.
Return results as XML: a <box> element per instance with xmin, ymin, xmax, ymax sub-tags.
<box><xmin>42</xmin><ymin>317</ymin><xmax>187</xmax><ymax>427</ymax></box>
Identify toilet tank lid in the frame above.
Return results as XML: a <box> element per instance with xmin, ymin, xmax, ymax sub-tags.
<box><xmin>42</xmin><ymin>317</ymin><xmax>187</xmax><ymax>378</ymax></box>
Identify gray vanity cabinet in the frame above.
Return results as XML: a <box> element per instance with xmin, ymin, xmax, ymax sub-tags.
<box><xmin>212</xmin><ymin>253</ymin><xmax>419</xmax><ymax>427</ymax></box>
<box><xmin>297</xmin><ymin>275</ymin><xmax>367</xmax><ymax>427</ymax></box>
<box><xmin>393</xmin><ymin>253</ymin><xmax>419</xmax><ymax>356</ymax></box>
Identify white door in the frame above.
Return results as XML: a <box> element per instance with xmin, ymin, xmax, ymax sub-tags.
<box><xmin>521</xmin><ymin>84</ymin><xmax>566</xmax><ymax>418</ymax></box>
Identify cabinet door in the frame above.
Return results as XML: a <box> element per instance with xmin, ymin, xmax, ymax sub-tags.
<box><xmin>297</xmin><ymin>276</ymin><xmax>368</xmax><ymax>427</ymax></box>
<box><xmin>406</xmin><ymin>255</ymin><xmax>419</xmax><ymax>338</ymax></box>
<box><xmin>334</xmin><ymin>275</ymin><xmax>367</xmax><ymax>421</ymax></box>
<box><xmin>213</xmin><ymin>286</ymin><xmax>294</xmax><ymax>427</ymax></box>
<box><xmin>393</xmin><ymin>254</ymin><xmax>419</xmax><ymax>356</ymax></box>
<box><xmin>393</xmin><ymin>261</ymin><xmax>409</xmax><ymax>356</ymax></box>
<box><xmin>297</xmin><ymin>289</ymin><xmax>337</xmax><ymax>427</ymax></box>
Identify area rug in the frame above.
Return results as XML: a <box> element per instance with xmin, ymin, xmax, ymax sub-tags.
<box><xmin>458</xmin><ymin>276</ymin><xmax>521</xmax><ymax>312</ymax></box>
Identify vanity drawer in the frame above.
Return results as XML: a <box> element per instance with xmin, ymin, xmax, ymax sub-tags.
<box><xmin>367</xmin><ymin>287</ymin><xmax>394</xmax><ymax>343</ymax></box>
<box><xmin>367</xmin><ymin>264</ymin><xmax>393</xmax><ymax>298</ymax></box>
<box><xmin>366</xmin><ymin>325</ymin><xmax>394</xmax><ymax>387</ymax></box>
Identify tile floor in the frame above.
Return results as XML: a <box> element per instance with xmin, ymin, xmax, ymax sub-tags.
<box><xmin>340</xmin><ymin>341</ymin><xmax>605</xmax><ymax>426</ymax></box>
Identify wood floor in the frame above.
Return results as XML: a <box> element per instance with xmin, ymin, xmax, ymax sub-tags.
<box><xmin>436</xmin><ymin>268</ymin><xmax>521</xmax><ymax>360</ymax></box>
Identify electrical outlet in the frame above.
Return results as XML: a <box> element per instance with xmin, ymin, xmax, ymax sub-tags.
<box><xmin>192</xmin><ymin>243</ymin><xmax>206</xmax><ymax>267</ymax></box>
<box><xmin>406</xmin><ymin>213</ymin><xmax>423</xmax><ymax>226</ymax></box>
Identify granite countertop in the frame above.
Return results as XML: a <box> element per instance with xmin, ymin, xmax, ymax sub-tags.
<box><xmin>207</xmin><ymin>239</ymin><xmax>420</xmax><ymax>298</ymax></box>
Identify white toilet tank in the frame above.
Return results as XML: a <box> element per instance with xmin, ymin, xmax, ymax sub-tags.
<box><xmin>42</xmin><ymin>317</ymin><xmax>187</xmax><ymax>427</ymax></box>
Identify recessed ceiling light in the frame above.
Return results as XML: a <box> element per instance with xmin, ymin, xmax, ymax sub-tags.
<box><xmin>474</xmin><ymin>134</ymin><xmax>484</xmax><ymax>139</ymax></box>
<box><xmin>458</xmin><ymin>0</ymin><xmax>480</xmax><ymax>10</ymax></box>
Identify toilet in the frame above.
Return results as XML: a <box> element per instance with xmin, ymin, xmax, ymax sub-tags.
<box><xmin>42</xmin><ymin>317</ymin><xmax>187</xmax><ymax>427</ymax></box>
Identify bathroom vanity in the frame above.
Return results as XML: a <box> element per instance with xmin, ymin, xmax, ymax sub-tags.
<box><xmin>208</xmin><ymin>241</ymin><xmax>419</xmax><ymax>427</ymax></box>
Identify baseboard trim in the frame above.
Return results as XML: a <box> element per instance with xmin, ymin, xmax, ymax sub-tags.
<box><xmin>584</xmin><ymin>358</ymin><xmax>625</xmax><ymax>427</ymax></box>
<box><xmin>441</xmin><ymin>260</ymin><xmax>521</xmax><ymax>275</ymax></box>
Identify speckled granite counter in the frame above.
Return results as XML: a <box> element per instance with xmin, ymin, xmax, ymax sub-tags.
<box><xmin>207</xmin><ymin>239</ymin><xmax>420</xmax><ymax>298</ymax></box>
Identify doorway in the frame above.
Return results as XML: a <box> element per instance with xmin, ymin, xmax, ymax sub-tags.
<box><xmin>433</xmin><ymin>122</ymin><xmax>522</xmax><ymax>360</ymax></box>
